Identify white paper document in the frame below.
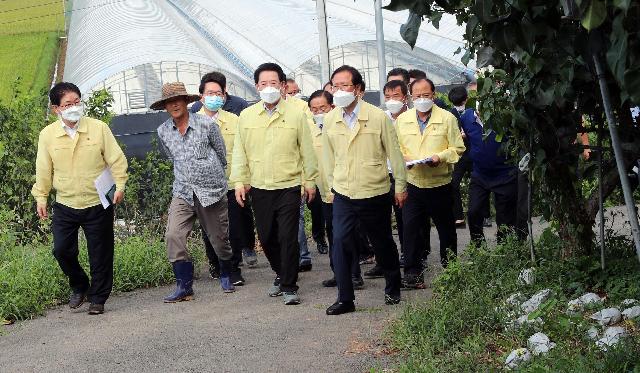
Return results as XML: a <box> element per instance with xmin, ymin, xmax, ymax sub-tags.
<box><xmin>405</xmin><ymin>157</ymin><xmax>433</xmax><ymax>167</ymax></box>
<box><xmin>94</xmin><ymin>168</ymin><xmax>116</xmax><ymax>209</ymax></box>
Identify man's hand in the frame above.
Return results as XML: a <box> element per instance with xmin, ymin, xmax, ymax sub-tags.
<box><xmin>113</xmin><ymin>191</ymin><xmax>124</xmax><ymax>205</ymax></box>
<box><xmin>429</xmin><ymin>154</ymin><xmax>441</xmax><ymax>167</ymax></box>
<box><xmin>36</xmin><ymin>204</ymin><xmax>48</xmax><ymax>219</ymax></box>
<box><xmin>395</xmin><ymin>191</ymin><xmax>408</xmax><ymax>208</ymax></box>
<box><xmin>235</xmin><ymin>185</ymin><xmax>251</xmax><ymax>207</ymax></box>
<box><xmin>582</xmin><ymin>148</ymin><xmax>591</xmax><ymax>161</ymax></box>
<box><xmin>304</xmin><ymin>187</ymin><xmax>316</xmax><ymax>203</ymax></box>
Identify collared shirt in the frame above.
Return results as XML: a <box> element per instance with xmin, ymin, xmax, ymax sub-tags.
<box><xmin>263</xmin><ymin>102</ymin><xmax>278</xmax><ymax>117</ymax></box>
<box><xmin>32</xmin><ymin>116</ymin><xmax>128</xmax><ymax>209</ymax></box>
<box><xmin>341</xmin><ymin>100</ymin><xmax>361</xmax><ymax>130</ymax></box>
<box><xmin>416</xmin><ymin>111</ymin><xmax>431</xmax><ymax>134</ymax></box>
<box><xmin>323</xmin><ymin>100</ymin><xmax>407</xmax><ymax>200</ymax></box>
<box><xmin>231</xmin><ymin>99</ymin><xmax>318</xmax><ymax>191</ymax></box>
<box><xmin>61</xmin><ymin>122</ymin><xmax>78</xmax><ymax>139</ymax></box>
<box><xmin>157</xmin><ymin>112</ymin><xmax>228</xmax><ymax>207</ymax></box>
<box><xmin>396</xmin><ymin>106</ymin><xmax>465</xmax><ymax>188</ymax></box>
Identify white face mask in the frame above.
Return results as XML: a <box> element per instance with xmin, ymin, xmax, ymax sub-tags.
<box><xmin>333</xmin><ymin>90</ymin><xmax>356</xmax><ymax>108</ymax></box>
<box><xmin>259</xmin><ymin>86</ymin><xmax>281</xmax><ymax>104</ymax></box>
<box><xmin>386</xmin><ymin>100</ymin><xmax>405</xmax><ymax>115</ymax></box>
<box><xmin>293</xmin><ymin>93</ymin><xmax>303</xmax><ymax>99</ymax></box>
<box><xmin>413</xmin><ymin>98</ymin><xmax>433</xmax><ymax>113</ymax></box>
<box><xmin>60</xmin><ymin>104</ymin><xmax>84</xmax><ymax>123</ymax></box>
<box><xmin>313</xmin><ymin>113</ymin><xmax>325</xmax><ymax>126</ymax></box>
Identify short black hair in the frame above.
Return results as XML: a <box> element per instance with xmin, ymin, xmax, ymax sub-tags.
<box><xmin>308</xmin><ymin>90</ymin><xmax>333</xmax><ymax>107</ymax></box>
<box><xmin>199</xmin><ymin>71</ymin><xmax>227</xmax><ymax>94</ymax></box>
<box><xmin>387</xmin><ymin>67</ymin><xmax>410</xmax><ymax>85</ymax></box>
<box><xmin>49</xmin><ymin>82</ymin><xmax>81</xmax><ymax>106</ymax></box>
<box><xmin>331</xmin><ymin>65</ymin><xmax>366</xmax><ymax>91</ymax></box>
<box><xmin>254</xmin><ymin>62</ymin><xmax>286</xmax><ymax>84</ymax></box>
<box><xmin>383</xmin><ymin>80</ymin><xmax>408</xmax><ymax>96</ymax></box>
<box><xmin>409</xmin><ymin>78</ymin><xmax>436</xmax><ymax>94</ymax></box>
<box><xmin>448</xmin><ymin>86</ymin><xmax>468</xmax><ymax>106</ymax></box>
<box><xmin>409</xmin><ymin>69</ymin><xmax>427</xmax><ymax>81</ymax></box>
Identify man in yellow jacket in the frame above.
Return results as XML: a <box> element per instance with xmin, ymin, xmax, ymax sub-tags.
<box><xmin>395</xmin><ymin>78</ymin><xmax>465</xmax><ymax>289</ymax></box>
<box><xmin>323</xmin><ymin>65</ymin><xmax>408</xmax><ymax>315</ymax></box>
<box><xmin>231</xmin><ymin>63</ymin><xmax>318</xmax><ymax>306</ymax></box>
<box><xmin>197</xmin><ymin>72</ymin><xmax>257</xmax><ymax>287</ymax></box>
<box><xmin>32</xmin><ymin>82</ymin><xmax>128</xmax><ymax>315</ymax></box>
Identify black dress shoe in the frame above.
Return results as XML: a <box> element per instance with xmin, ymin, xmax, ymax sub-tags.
<box><xmin>352</xmin><ymin>276</ymin><xmax>364</xmax><ymax>290</ymax></box>
<box><xmin>299</xmin><ymin>262</ymin><xmax>312</xmax><ymax>272</ymax></box>
<box><xmin>364</xmin><ymin>265</ymin><xmax>384</xmax><ymax>278</ymax></box>
<box><xmin>326</xmin><ymin>301</ymin><xmax>355</xmax><ymax>315</ymax></box>
<box><xmin>385</xmin><ymin>294</ymin><xmax>401</xmax><ymax>305</ymax></box>
<box><xmin>230</xmin><ymin>271</ymin><xmax>245</xmax><ymax>286</ymax></box>
<box><xmin>87</xmin><ymin>303</ymin><xmax>104</xmax><ymax>315</ymax></box>
<box><xmin>68</xmin><ymin>292</ymin><xmax>86</xmax><ymax>309</ymax></box>
<box><xmin>316</xmin><ymin>241</ymin><xmax>329</xmax><ymax>254</ymax></box>
<box><xmin>322</xmin><ymin>277</ymin><xmax>337</xmax><ymax>287</ymax></box>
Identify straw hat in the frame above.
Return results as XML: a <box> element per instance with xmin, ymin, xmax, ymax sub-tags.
<box><xmin>150</xmin><ymin>82</ymin><xmax>200</xmax><ymax>110</ymax></box>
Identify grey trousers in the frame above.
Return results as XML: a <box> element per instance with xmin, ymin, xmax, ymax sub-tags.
<box><xmin>165</xmin><ymin>196</ymin><xmax>233</xmax><ymax>263</ymax></box>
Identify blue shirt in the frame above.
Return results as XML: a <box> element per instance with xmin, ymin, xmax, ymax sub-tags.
<box><xmin>416</xmin><ymin>111</ymin><xmax>430</xmax><ymax>134</ymax></box>
<box><xmin>341</xmin><ymin>100</ymin><xmax>361</xmax><ymax>130</ymax></box>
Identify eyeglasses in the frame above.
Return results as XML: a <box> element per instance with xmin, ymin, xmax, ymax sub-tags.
<box><xmin>58</xmin><ymin>100</ymin><xmax>82</xmax><ymax>110</ymax></box>
<box><xmin>331</xmin><ymin>84</ymin><xmax>354</xmax><ymax>91</ymax></box>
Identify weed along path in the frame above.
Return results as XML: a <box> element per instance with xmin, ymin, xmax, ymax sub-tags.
<box><xmin>2</xmin><ymin>206</ymin><xmax>633</xmax><ymax>372</ymax></box>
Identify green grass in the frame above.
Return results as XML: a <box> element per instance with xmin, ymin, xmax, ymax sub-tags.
<box><xmin>0</xmin><ymin>0</ymin><xmax>65</xmax><ymax>35</ymax></box>
<box><xmin>0</xmin><ymin>0</ymin><xmax>65</xmax><ymax>102</ymax></box>
<box><xmin>388</xmin><ymin>232</ymin><xmax>640</xmax><ymax>372</ymax></box>
<box><xmin>0</xmin><ymin>32</ymin><xmax>60</xmax><ymax>103</ymax></box>
<box><xmin>0</xmin><ymin>230</ymin><xmax>205</xmax><ymax>322</ymax></box>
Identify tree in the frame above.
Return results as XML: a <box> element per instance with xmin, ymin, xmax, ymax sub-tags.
<box><xmin>385</xmin><ymin>0</ymin><xmax>640</xmax><ymax>257</ymax></box>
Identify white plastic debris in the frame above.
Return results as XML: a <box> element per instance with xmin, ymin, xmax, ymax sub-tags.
<box><xmin>622</xmin><ymin>305</ymin><xmax>640</xmax><ymax>320</ymax></box>
<box><xmin>586</xmin><ymin>326</ymin><xmax>599</xmax><ymax>340</ymax></box>
<box><xmin>596</xmin><ymin>326</ymin><xmax>627</xmax><ymax>351</ymax></box>
<box><xmin>506</xmin><ymin>314</ymin><xmax>544</xmax><ymax>330</ymax></box>
<box><xmin>506</xmin><ymin>292</ymin><xmax>526</xmax><ymax>307</ymax></box>
<box><xmin>518</xmin><ymin>268</ymin><xmax>536</xmax><ymax>285</ymax></box>
<box><xmin>505</xmin><ymin>348</ymin><xmax>531</xmax><ymax>369</ymax></box>
<box><xmin>567</xmin><ymin>293</ymin><xmax>603</xmax><ymax>312</ymax></box>
<box><xmin>590</xmin><ymin>308</ymin><xmax>622</xmax><ymax>326</ymax></box>
<box><xmin>620</xmin><ymin>299</ymin><xmax>638</xmax><ymax>308</ymax></box>
<box><xmin>527</xmin><ymin>332</ymin><xmax>556</xmax><ymax>355</ymax></box>
<box><xmin>521</xmin><ymin>289</ymin><xmax>552</xmax><ymax>314</ymax></box>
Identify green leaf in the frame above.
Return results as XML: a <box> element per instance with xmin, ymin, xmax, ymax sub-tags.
<box><xmin>613</xmin><ymin>0</ymin><xmax>631</xmax><ymax>12</ymax></box>
<box><xmin>581</xmin><ymin>0</ymin><xmax>607</xmax><ymax>31</ymax></box>
<box><xmin>606</xmin><ymin>14</ymin><xmax>628</xmax><ymax>86</ymax></box>
<box><xmin>400</xmin><ymin>12</ymin><xmax>422</xmax><ymax>49</ymax></box>
<box><xmin>476</xmin><ymin>46</ymin><xmax>495</xmax><ymax>68</ymax></box>
<box><xmin>623</xmin><ymin>67</ymin><xmax>640</xmax><ymax>104</ymax></box>
<box><xmin>382</xmin><ymin>0</ymin><xmax>416</xmax><ymax>11</ymax></box>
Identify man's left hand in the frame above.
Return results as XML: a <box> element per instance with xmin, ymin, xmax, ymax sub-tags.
<box><xmin>395</xmin><ymin>191</ymin><xmax>408</xmax><ymax>208</ymax></box>
<box><xmin>429</xmin><ymin>154</ymin><xmax>441</xmax><ymax>167</ymax></box>
<box><xmin>304</xmin><ymin>187</ymin><xmax>316</xmax><ymax>203</ymax></box>
<box><xmin>113</xmin><ymin>191</ymin><xmax>124</xmax><ymax>205</ymax></box>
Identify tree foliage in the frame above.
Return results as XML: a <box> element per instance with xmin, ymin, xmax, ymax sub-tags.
<box><xmin>386</xmin><ymin>0</ymin><xmax>640</xmax><ymax>256</ymax></box>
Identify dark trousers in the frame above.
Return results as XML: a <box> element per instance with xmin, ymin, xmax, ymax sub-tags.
<box><xmin>205</xmin><ymin>190</ymin><xmax>255</xmax><ymax>272</ymax></box>
<box><xmin>323</xmin><ymin>202</ymin><xmax>361</xmax><ymax>278</ymax></box>
<box><xmin>451</xmin><ymin>153</ymin><xmax>473</xmax><ymax>220</ymax></box>
<box><xmin>251</xmin><ymin>187</ymin><xmax>300</xmax><ymax>292</ymax></box>
<box><xmin>403</xmin><ymin>183</ymin><xmax>457</xmax><ymax>273</ymax></box>
<box><xmin>389</xmin><ymin>175</ymin><xmax>431</xmax><ymax>259</ymax></box>
<box><xmin>307</xmin><ymin>187</ymin><xmax>326</xmax><ymax>244</ymax></box>
<box><xmin>332</xmin><ymin>191</ymin><xmax>401</xmax><ymax>302</ymax></box>
<box><xmin>52</xmin><ymin>203</ymin><xmax>114</xmax><ymax>305</ymax></box>
<box><xmin>468</xmin><ymin>173</ymin><xmax>518</xmax><ymax>244</ymax></box>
